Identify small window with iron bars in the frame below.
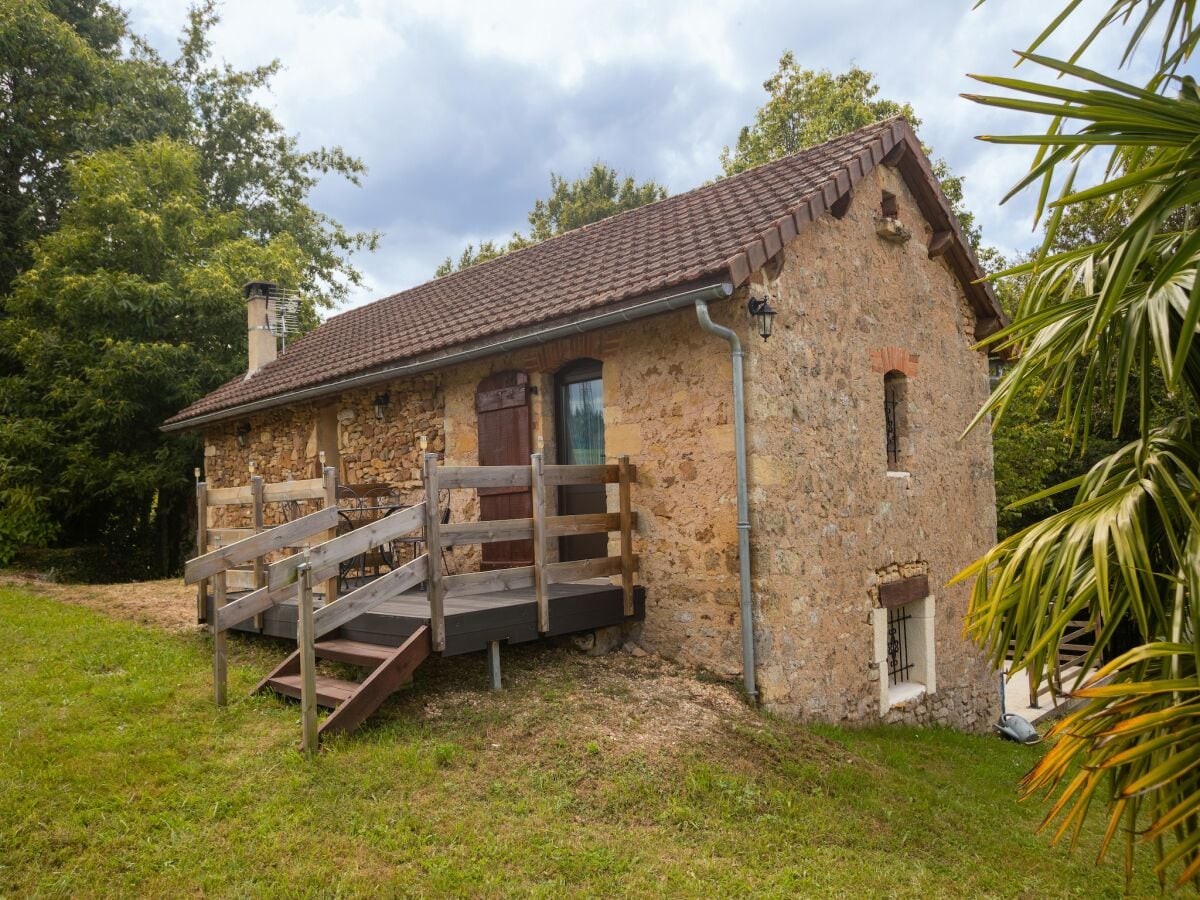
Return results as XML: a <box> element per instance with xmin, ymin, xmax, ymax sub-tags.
<box><xmin>887</xmin><ymin>604</ymin><xmax>916</xmax><ymax>685</ymax></box>
<box><xmin>883</xmin><ymin>371</ymin><xmax>907</xmax><ymax>471</ymax></box>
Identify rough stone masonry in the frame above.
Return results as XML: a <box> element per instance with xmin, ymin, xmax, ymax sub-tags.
<box><xmin>202</xmin><ymin>164</ymin><xmax>998</xmax><ymax>732</ymax></box>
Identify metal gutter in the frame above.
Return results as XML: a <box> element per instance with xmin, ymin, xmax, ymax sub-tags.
<box><xmin>162</xmin><ymin>280</ymin><xmax>734</xmax><ymax>432</ymax></box>
<box><xmin>694</xmin><ymin>298</ymin><xmax>758</xmax><ymax>702</ymax></box>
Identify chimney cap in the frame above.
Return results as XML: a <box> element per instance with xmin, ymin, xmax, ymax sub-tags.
<box><xmin>242</xmin><ymin>281</ymin><xmax>277</xmax><ymax>300</ymax></box>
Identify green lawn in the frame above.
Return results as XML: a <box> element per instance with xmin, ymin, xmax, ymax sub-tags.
<box><xmin>0</xmin><ymin>586</ymin><xmax>1156</xmax><ymax>897</ymax></box>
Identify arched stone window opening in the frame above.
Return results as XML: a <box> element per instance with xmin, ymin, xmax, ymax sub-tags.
<box><xmin>884</xmin><ymin>370</ymin><xmax>908</xmax><ymax>471</ymax></box>
<box><xmin>881</xmin><ymin>190</ymin><xmax>899</xmax><ymax>219</ymax></box>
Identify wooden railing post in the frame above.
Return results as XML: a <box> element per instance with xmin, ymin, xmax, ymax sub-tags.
<box><xmin>195</xmin><ymin>478</ymin><xmax>208</xmax><ymax>624</ymax></box>
<box><xmin>297</xmin><ymin>553</ymin><xmax>318</xmax><ymax>755</ymax></box>
<box><xmin>251</xmin><ymin>474</ymin><xmax>265</xmax><ymax>630</ymax></box>
<box><xmin>422</xmin><ymin>453</ymin><xmax>445</xmax><ymax>651</ymax></box>
<box><xmin>213</xmin><ymin>568</ymin><xmax>227</xmax><ymax>706</ymax></box>
<box><xmin>321</xmin><ymin>466</ymin><xmax>338</xmax><ymax>608</ymax></box>
<box><xmin>530</xmin><ymin>452</ymin><xmax>549</xmax><ymax>633</ymax></box>
<box><xmin>618</xmin><ymin>455</ymin><xmax>634</xmax><ymax>616</ymax></box>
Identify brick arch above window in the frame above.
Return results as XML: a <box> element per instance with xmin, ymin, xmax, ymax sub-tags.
<box><xmin>516</xmin><ymin>332</ymin><xmax>621</xmax><ymax>374</ymax></box>
<box><xmin>870</xmin><ymin>346</ymin><xmax>919</xmax><ymax>378</ymax></box>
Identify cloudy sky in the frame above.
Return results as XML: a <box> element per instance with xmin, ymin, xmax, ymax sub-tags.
<box><xmin>122</xmin><ymin>0</ymin><xmax>1148</xmax><ymax>310</ymax></box>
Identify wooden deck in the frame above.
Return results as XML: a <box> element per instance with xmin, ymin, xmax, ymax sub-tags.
<box><xmin>210</xmin><ymin>579</ymin><xmax>645</xmax><ymax>657</ymax></box>
<box><xmin>188</xmin><ymin>457</ymin><xmax>644</xmax><ymax>747</ymax></box>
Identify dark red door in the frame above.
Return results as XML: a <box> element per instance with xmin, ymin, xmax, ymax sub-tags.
<box><xmin>476</xmin><ymin>371</ymin><xmax>533</xmax><ymax>570</ymax></box>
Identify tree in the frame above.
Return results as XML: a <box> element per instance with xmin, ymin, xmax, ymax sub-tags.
<box><xmin>722</xmin><ymin>54</ymin><xmax>986</xmax><ymax>253</ymax></box>
<box><xmin>173</xmin><ymin>2</ymin><xmax>376</xmax><ymax>308</ymax></box>
<box><xmin>437</xmin><ymin>163</ymin><xmax>667</xmax><ymax>275</ymax></box>
<box><xmin>0</xmin><ymin>3</ymin><xmax>375</xmax><ymax>570</ymax></box>
<box><xmin>0</xmin><ymin>138</ymin><xmax>304</xmax><ymax>569</ymax></box>
<box><xmin>960</xmin><ymin>2</ymin><xmax>1200</xmax><ymax>886</ymax></box>
<box><xmin>0</xmin><ymin>0</ymin><xmax>183</xmax><ymax>297</ymax></box>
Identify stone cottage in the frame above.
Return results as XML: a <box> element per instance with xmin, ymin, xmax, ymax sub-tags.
<box><xmin>165</xmin><ymin>117</ymin><xmax>1003</xmax><ymax>730</ymax></box>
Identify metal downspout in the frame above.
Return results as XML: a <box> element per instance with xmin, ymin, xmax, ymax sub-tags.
<box><xmin>695</xmin><ymin>299</ymin><xmax>757</xmax><ymax>702</ymax></box>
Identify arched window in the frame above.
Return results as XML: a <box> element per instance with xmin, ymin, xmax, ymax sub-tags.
<box><xmin>555</xmin><ymin>359</ymin><xmax>607</xmax><ymax>561</ymax></box>
<box><xmin>884</xmin><ymin>370</ymin><xmax>908</xmax><ymax>471</ymax></box>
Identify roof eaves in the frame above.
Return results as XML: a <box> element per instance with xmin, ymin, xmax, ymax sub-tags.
<box><xmin>727</xmin><ymin>119</ymin><xmax>1007</xmax><ymax>343</ymax></box>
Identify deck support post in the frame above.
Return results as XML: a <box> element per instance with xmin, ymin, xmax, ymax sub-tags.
<box><xmin>488</xmin><ymin>640</ymin><xmax>502</xmax><ymax>691</ymax></box>
<box><xmin>617</xmin><ymin>455</ymin><xmax>635</xmax><ymax>616</ymax></box>
<box><xmin>251</xmin><ymin>474</ymin><xmax>265</xmax><ymax>631</ymax></box>
<box><xmin>321</xmin><ymin>466</ymin><xmax>339</xmax><ymax>610</ymax></box>
<box><xmin>297</xmin><ymin>555</ymin><xmax>319</xmax><ymax>755</ymax></box>
<box><xmin>423</xmin><ymin>454</ymin><xmax>446</xmax><ymax>651</ymax></box>
<box><xmin>213</xmin><ymin>568</ymin><xmax>227</xmax><ymax>706</ymax></box>
<box><xmin>196</xmin><ymin>479</ymin><xmax>208</xmax><ymax>624</ymax></box>
<box><xmin>530</xmin><ymin>452</ymin><xmax>549</xmax><ymax>633</ymax></box>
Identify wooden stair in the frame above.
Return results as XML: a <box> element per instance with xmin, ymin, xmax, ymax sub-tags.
<box><xmin>257</xmin><ymin>626</ymin><xmax>432</xmax><ymax>736</ymax></box>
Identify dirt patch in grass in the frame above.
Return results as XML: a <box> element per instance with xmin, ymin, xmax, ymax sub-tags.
<box><xmin>0</xmin><ymin>571</ymin><xmax>200</xmax><ymax>633</ymax></box>
<box><xmin>407</xmin><ymin>643</ymin><xmax>857</xmax><ymax>774</ymax></box>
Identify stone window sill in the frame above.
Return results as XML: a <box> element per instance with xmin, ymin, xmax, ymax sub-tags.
<box><xmin>888</xmin><ymin>680</ymin><xmax>927</xmax><ymax>708</ymax></box>
<box><xmin>886</xmin><ymin>470</ymin><xmax>911</xmax><ymax>479</ymax></box>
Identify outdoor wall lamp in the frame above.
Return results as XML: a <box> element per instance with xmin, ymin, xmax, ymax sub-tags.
<box><xmin>373</xmin><ymin>392</ymin><xmax>390</xmax><ymax>421</ymax></box>
<box><xmin>748</xmin><ymin>296</ymin><xmax>777</xmax><ymax>341</ymax></box>
<box><xmin>235</xmin><ymin>422</ymin><xmax>251</xmax><ymax>449</ymax></box>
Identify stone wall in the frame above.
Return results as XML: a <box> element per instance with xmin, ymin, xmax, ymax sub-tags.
<box><xmin>744</xmin><ymin>163</ymin><xmax>999</xmax><ymax>730</ymax></box>
<box><xmin>437</xmin><ymin>311</ymin><xmax>745</xmax><ymax>673</ymax></box>
<box><xmin>202</xmin><ymin>376</ymin><xmax>443</xmax><ymax>528</ymax></box>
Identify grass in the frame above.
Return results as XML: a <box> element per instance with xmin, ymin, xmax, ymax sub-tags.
<box><xmin>0</xmin><ymin>585</ymin><xmax>1158</xmax><ymax>897</ymax></box>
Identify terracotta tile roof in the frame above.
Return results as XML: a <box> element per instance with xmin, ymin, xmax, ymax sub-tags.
<box><xmin>165</xmin><ymin>117</ymin><xmax>1000</xmax><ymax>429</ymax></box>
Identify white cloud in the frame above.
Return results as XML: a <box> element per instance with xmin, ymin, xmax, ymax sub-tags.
<box><xmin>120</xmin><ymin>0</ymin><xmax>1174</xmax><ymax>308</ymax></box>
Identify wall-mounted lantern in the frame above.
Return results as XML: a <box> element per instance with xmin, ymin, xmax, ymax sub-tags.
<box><xmin>373</xmin><ymin>392</ymin><xmax>390</xmax><ymax>421</ymax></box>
<box><xmin>747</xmin><ymin>296</ymin><xmax>777</xmax><ymax>341</ymax></box>
<box><xmin>235</xmin><ymin>422</ymin><xmax>251</xmax><ymax>449</ymax></box>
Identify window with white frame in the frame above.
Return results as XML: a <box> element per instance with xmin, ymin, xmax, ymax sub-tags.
<box><xmin>872</xmin><ymin>574</ymin><xmax>937</xmax><ymax>710</ymax></box>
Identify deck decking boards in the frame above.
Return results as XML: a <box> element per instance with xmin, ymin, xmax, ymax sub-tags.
<box><xmin>208</xmin><ymin>579</ymin><xmax>645</xmax><ymax>656</ymax></box>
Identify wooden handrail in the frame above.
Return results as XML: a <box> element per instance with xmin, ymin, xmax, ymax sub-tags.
<box><xmin>545</xmin><ymin>555</ymin><xmax>630</xmax><ymax>585</ymax></box>
<box><xmin>215</xmin><ymin>580</ymin><xmax>297</xmax><ymax>633</ymax></box>
<box><xmin>185</xmin><ymin>504</ymin><xmax>339</xmax><ymax>584</ymax></box>
<box><xmin>544</xmin><ymin>464</ymin><xmax>634</xmax><ymax>486</ymax></box>
<box><xmin>436</xmin><ymin>462</ymin><xmax>635</xmax><ymax>490</ymax></box>
<box><xmin>312</xmin><ymin>553</ymin><xmax>429</xmax><ymax>639</ymax></box>
<box><xmin>443</xmin><ymin>564</ymin><xmax>536</xmax><ymax>599</ymax></box>
<box><xmin>438</xmin><ymin>465</ymin><xmax>531</xmax><ymax>490</ymax></box>
<box><xmin>206</xmin><ymin>476</ymin><xmax>327</xmax><ymax>506</ymax></box>
<box><xmin>436</xmin><ymin>512</ymin><xmax>637</xmax><ymax>546</ymax></box>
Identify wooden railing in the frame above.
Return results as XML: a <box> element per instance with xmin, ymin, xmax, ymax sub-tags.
<box><xmin>264</xmin><ymin>453</ymin><xmax>638</xmax><ymax>751</ymax></box>
<box><xmin>194</xmin><ymin>468</ymin><xmax>339</xmax><ymax>624</ymax></box>
<box><xmin>183</xmin><ymin>490</ymin><xmax>340</xmax><ymax>706</ymax></box>
<box><xmin>430</xmin><ymin>452</ymin><xmax>638</xmax><ymax>644</ymax></box>
<box><xmin>1011</xmin><ymin>616</ymin><xmax>1099</xmax><ymax>709</ymax></box>
<box><xmin>187</xmin><ymin>455</ymin><xmax>639</xmax><ymax>740</ymax></box>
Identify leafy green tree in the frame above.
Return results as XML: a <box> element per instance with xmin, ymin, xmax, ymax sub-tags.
<box><xmin>437</xmin><ymin>163</ymin><xmax>667</xmax><ymax>275</ymax></box>
<box><xmin>960</xmin><ymin>2</ymin><xmax>1200</xmax><ymax>885</ymax></box>
<box><xmin>0</xmin><ymin>138</ymin><xmax>304</xmax><ymax>568</ymax></box>
<box><xmin>435</xmin><ymin>240</ymin><xmax>509</xmax><ymax>277</ymax></box>
<box><xmin>0</xmin><ymin>2</ymin><xmax>376</xmax><ymax>570</ymax></box>
<box><xmin>0</xmin><ymin>0</ymin><xmax>183</xmax><ymax>297</ymax></box>
<box><xmin>174</xmin><ymin>2</ymin><xmax>376</xmax><ymax>307</ymax></box>
<box><xmin>722</xmin><ymin>53</ymin><xmax>985</xmax><ymax>252</ymax></box>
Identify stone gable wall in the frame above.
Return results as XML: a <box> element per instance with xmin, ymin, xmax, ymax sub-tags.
<box><xmin>744</xmin><ymin>163</ymin><xmax>998</xmax><ymax>730</ymax></box>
